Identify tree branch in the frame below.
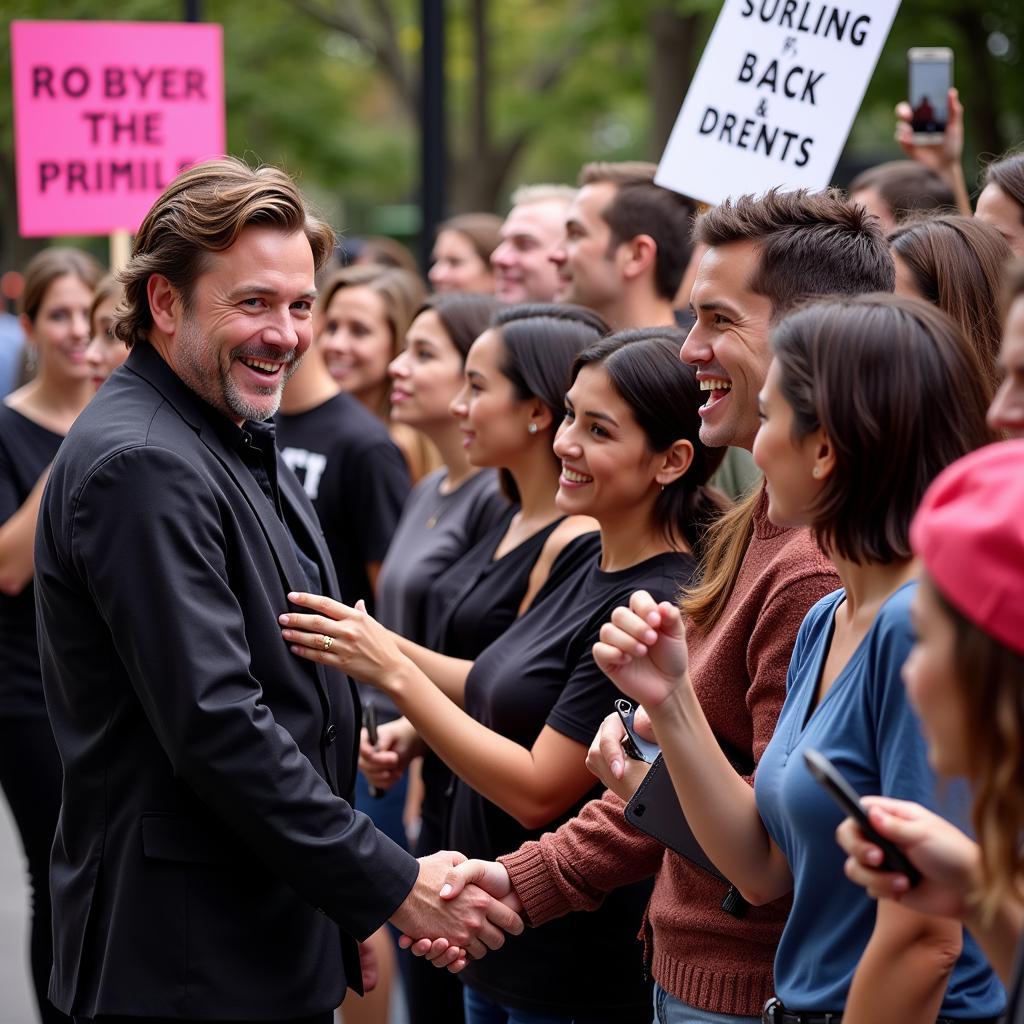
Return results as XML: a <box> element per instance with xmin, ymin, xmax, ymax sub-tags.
<box><xmin>285</xmin><ymin>0</ymin><xmax>416</xmax><ymax>112</ymax></box>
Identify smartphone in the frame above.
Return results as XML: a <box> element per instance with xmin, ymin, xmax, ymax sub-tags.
<box><xmin>363</xmin><ymin>703</ymin><xmax>383</xmax><ymax>799</ymax></box>
<box><xmin>614</xmin><ymin>699</ymin><xmax>661</xmax><ymax>764</ymax></box>
<box><xmin>908</xmin><ymin>47</ymin><xmax>953</xmax><ymax>144</ymax></box>
<box><xmin>803</xmin><ymin>748</ymin><xmax>921</xmax><ymax>886</ymax></box>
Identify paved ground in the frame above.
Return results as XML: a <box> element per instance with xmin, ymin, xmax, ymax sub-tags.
<box><xmin>0</xmin><ymin>796</ymin><xmax>37</xmax><ymax>1024</ymax></box>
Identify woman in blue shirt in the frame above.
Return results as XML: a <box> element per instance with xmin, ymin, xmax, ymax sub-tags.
<box><xmin>595</xmin><ymin>295</ymin><xmax>1005</xmax><ymax>1023</ymax></box>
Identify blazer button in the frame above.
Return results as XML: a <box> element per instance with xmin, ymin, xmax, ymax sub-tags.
<box><xmin>325</xmin><ymin>724</ymin><xmax>338</xmax><ymax>744</ymax></box>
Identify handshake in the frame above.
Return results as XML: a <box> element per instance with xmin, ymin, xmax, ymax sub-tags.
<box><xmin>389</xmin><ymin>851</ymin><xmax>520</xmax><ymax>973</ymax></box>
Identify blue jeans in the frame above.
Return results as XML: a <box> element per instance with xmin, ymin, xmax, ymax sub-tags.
<box><xmin>653</xmin><ymin>984</ymin><xmax>758</xmax><ymax>1024</ymax></box>
<box><xmin>354</xmin><ymin>768</ymin><xmax>409</xmax><ymax>849</ymax></box>
<box><xmin>463</xmin><ymin>986</ymin><xmax>593</xmax><ymax>1024</ymax></box>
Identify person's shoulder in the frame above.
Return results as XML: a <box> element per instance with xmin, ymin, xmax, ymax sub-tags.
<box><xmin>868</xmin><ymin>581</ymin><xmax>917</xmax><ymax>653</ymax></box>
<box><xmin>800</xmin><ymin>588</ymin><xmax>845</xmax><ymax>636</ymax></box>
<box><xmin>762</xmin><ymin>524</ymin><xmax>835</xmax><ymax>579</ymax></box>
<box><xmin>282</xmin><ymin>392</ymin><xmax>392</xmax><ymax>448</ymax></box>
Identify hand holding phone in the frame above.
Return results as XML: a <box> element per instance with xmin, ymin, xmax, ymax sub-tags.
<box><xmin>803</xmin><ymin>748</ymin><xmax>922</xmax><ymax>887</ymax></box>
<box><xmin>364</xmin><ymin>703</ymin><xmax>383</xmax><ymax>799</ymax></box>
<box><xmin>615</xmin><ymin>699</ymin><xmax>661</xmax><ymax>763</ymax></box>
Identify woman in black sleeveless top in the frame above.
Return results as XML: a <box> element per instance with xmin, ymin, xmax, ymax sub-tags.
<box><xmin>0</xmin><ymin>248</ymin><xmax>100</xmax><ymax>1024</ymax></box>
<box><xmin>282</xmin><ymin>329</ymin><xmax>725</xmax><ymax>1023</ymax></box>
<box><xmin>358</xmin><ymin>305</ymin><xmax>607</xmax><ymax>1024</ymax></box>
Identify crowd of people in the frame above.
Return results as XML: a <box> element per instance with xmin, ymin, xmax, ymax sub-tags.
<box><xmin>0</xmin><ymin>84</ymin><xmax>1023</xmax><ymax>1024</ymax></box>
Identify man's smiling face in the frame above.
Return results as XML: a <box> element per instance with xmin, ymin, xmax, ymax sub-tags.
<box><xmin>170</xmin><ymin>226</ymin><xmax>317</xmax><ymax>424</ymax></box>
<box><xmin>680</xmin><ymin>241</ymin><xmax>775</xmax><ymax>452</ymax></box>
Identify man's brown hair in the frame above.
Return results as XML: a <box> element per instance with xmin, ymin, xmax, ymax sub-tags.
<box><xmin>116</xmin><ymin>157</ymin><xmax>335</xmax><ymax>349</ymax></box>
<box><xmin>695</xmin><ymin>188</ymin><xmax>895</xmax><ymax>317</ymax></box>
<box><xmin>578</xmin><ymin>161</ymin><xmax>698</xmax><ymax>300</ymax></box>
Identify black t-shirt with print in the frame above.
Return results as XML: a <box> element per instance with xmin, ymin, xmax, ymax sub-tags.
<box><xmin>276</xmin><ymin>392</ymin><xmax>410</xmax><ymax>615</ymax></box>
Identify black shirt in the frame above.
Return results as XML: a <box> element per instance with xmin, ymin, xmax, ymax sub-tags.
<box><xmin>415</xmin><ymin>511</ymin><xmax>569</xmax><ymax>851</ymax></box>
<box><xmin>453</xmin><ymin>537</ymin><xmax>698</xmax><ymax>1019</ymax></box>
<box><xmin>276</xmin><ymin>393</ymin><xmax>410</xmax><ymax>614</ymax></box>
<box><xmin>0</xmin><ymin>404</ymin><xmax>62</xmax><ymax>717</ymax></box>
<box><xmin>425</xmin><ymin>508</ymin><xmax>564</xmax><ymax>659</ymax></box>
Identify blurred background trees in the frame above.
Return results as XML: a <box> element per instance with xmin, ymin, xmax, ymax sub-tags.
<box><xmin>1</xmin><ymin>0</ymin><xmax>1022</xmax><ymax>267</ymax></box>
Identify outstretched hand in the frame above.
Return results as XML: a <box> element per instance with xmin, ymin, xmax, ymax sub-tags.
<box><xmin>592</xmin><ymin>590</ymin><xmax>690</xmax><ymax>709</ymax></box>
<box><xmin>399</xmin><ymin>858</ymin><xmax>523</xmax><ymax>973</ymax></box>
<box><xmin>280</xmin><ymin>593</ymin><xmax>406</xmax><ymax>689</ymax></box>
<box><xmin>390</xmin><ymin>851</ymin><xmax>523</xmax><ymax>967</ymax></box>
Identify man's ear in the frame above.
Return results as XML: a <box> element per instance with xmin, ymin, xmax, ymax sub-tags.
<box><xmin>148</xmin><ymin>275</ymin><xmax>181</xmax><ymax>336</ymax></box>
<box><xmin>621</xmin><ymin>234</ymin><xmax>657</xmax><ymax>283</ymax></box>
<box><xmin>655</xmin><ymin>438</ymin><xmax>694</xmax><ymax>487</ymax></box>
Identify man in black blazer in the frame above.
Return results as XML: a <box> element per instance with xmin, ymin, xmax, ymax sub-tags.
<box><xmin>34</xmin><ymin>159</ymin><xmax>521</xmax><ymax>1024</ymax></box>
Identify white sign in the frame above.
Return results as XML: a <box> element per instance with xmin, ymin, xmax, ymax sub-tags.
<box><xmin>656</xmin><ymin>0</ymin><xmax>901</xmax><ymax>205</ymax></box>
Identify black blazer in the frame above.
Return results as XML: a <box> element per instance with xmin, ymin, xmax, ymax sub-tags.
<box><xmin>35</xmin><ymin>343</ymin><xmax>419</xmax><ymax>1020</ymax></box>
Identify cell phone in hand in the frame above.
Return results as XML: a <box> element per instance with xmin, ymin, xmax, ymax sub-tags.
<box><xmin>615</xmin><ymin>699</ymin><xmax>661</xmax><ymax>764</ymax></box>
<box><xmin>803</xmin><ymin>748</ymin><xmax>921</xmax><ymax>887</ymax></box>
<box><xmin>908</xmin><ymin>47</ymin><xmax>953</xmax><ymax>144</ymax></box>
<box><xmin>364</xmin><ymin>703</ymin><xmax>383</xmax><ymax>799</ymax></box>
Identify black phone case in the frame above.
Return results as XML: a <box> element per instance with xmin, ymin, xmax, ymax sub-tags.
<box><xmin>625</xmin><ymin>754</ymin><xmax>728</xmax><ymax>881</ymax></box>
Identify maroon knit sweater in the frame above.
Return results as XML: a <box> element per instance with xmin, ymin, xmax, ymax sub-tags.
<box><xmin>500</xmin><ymin>491</ymin><xmax>838</xmax><ymax>1018</ymax></box>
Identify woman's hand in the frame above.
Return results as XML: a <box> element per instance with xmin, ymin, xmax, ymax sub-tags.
<box><xmin>584</xmin><ymin>710</ymin><xmax>652</xmax><ymax>801</ymax></box>
<box><xmin>280</xmin><ymin>593</ymin><xmax>408</xmax><ymax>690</ymax></box>
<box><xmin>592</xmin><ymin>590</ymin><xmax>690</xmax><ymax>709</ymax></box>
<box><xmin>836</xmin><ymin>796</ymin><xmax>981</xmax><ymax>920</ymax></box>
<box><xmin>359</xmin><ymin>717</ymin><xmax>425</xmax><ymax>791</ymax></box>
<box><xmin>895</xmin><ymin>87</ymin><xmax>964</xmax><ymax>179</ymax></box>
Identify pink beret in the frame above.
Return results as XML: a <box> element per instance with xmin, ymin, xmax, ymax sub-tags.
<box><xmin>910</xmin><ymin>440</ymin><xmax>1024</xmax><ymax>656</ymax></box>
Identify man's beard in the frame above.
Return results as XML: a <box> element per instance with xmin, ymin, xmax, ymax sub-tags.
<box><xmin>177</xmin><ymin>313</ymin><xmax>299</xmax><ymax>422</ymax></box>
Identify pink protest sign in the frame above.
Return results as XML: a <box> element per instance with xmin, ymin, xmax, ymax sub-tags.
<box><xmin>11</xmin><ymin>20</ymin><xmax>225</xmax><ymax>237</ymax></box>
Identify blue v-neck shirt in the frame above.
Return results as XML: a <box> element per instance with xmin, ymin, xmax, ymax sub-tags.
<box><xmin>755</xmin><ymin>583</ymin><xmax>1005</xmax><ymax>1016</ymax></box>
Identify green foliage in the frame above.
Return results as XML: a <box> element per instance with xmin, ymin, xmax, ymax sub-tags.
<box><xmin>1</xmin><ymin>0</ymin><xmax>1022</xmax><ymax>259</ymax></box>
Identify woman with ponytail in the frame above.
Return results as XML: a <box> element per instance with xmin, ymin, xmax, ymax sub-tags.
<box><xmin>279</xmin><ymin>327</ymin><xmax>724</xmax><ymax>1024</ymax></box>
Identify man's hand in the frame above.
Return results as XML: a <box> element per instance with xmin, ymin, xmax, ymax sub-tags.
<box><xmin>359</xmin><ymin>717</ymin><xmax>424</xmax><ymax>792</ymax></box>
<box><xmin>585</xmin><ymin>710</ymin><xmax>652</xmax><ymax>801</ymax></box>
<box><xmin>389</xmin><ymin>851</ymin><xmax>524</xmax><ymax>964</ymax></box>
<box><xmin>400</xmin><ymin>859</ymin><xmax>523</xmax><ymax>974</ymax></box>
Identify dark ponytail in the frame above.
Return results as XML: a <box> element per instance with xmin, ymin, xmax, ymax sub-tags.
<box><xmin>570</xmin><ymin>328</ymin><xmax>726</xmax><ymax>556</ymax></box>
<box><xmin>489</xmin><ymin>303</ymin><xmax>609</xmax><ymax>502</ymax></box>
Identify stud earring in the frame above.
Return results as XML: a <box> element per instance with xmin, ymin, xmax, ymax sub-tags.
<box><xmin>528</xmin><ymin>423</ymin><xmax>538</xmax><ymax>435</ymax></box>
<box><xmin>812</xmin><ymin>466</ymin><xmax>822</xmax><ymax>479</ymax></box>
